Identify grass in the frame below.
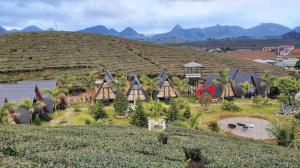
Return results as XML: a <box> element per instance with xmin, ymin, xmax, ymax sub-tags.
<box><xmin>0</xmin><ymin>32</ymin><xmax>289</xmax><ymax>83</ymax></box>
<box><xmin>45</xmin><ymin>98</ymin><xmax>299</xmax><ymax>139</ymax></box>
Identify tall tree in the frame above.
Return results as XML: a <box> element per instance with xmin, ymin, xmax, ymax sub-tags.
<box><xmin>241</xmin><ymin>81</ymin><xmax>251</xmax><ymax>98</ymax></box>
<box><xmin>140</xmin><ymin>75</ymin><xmax>159</xmax><ymax>100</ymax></box>
<box><xmin>57</xmin><ymin>74</ymin><xmax>76</xmax><ymax>104</ymax></box>
<box><xmin>113</xmin><ymin>92</ymin><xmax>129</xmax><ymax>117</ymax></box>
<box><xmin>81</xmin><ymin>71</ymin><xmax>97</xmax><ymax>103</ymax></box>
<box><xmin>173</xmin><ymin>77</ymin><xmax>189</xmax><ymax>97</ymax></box>
<box><xmin>18</xmin><ymin>99</ymin><xmax>45</xmax><ymax>124</ymax></box>
<box><xmin>215</xmin><ymin>68</ymin><xmax>230</xmax><ymax>101</ymax></box>
<box><xmin>261</xmin><ymin>70</ymin><xmax>274</xmax><ymax>98</ymax></box>
<box><xmin>0</xmin><ymin>103</ymin><xmax>16</xmax><ymax>124</ymax></box>
<box><xmin>42</xmin><ymin>87</ymin><xmax>63</xmax><ymax>110</ymax></box>
<box><xmin>130</xmin><ymin>99</ymin><xmax>148</xmax><ymax>127</ymax></box>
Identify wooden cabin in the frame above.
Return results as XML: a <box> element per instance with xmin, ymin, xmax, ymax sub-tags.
<box><xmin>0</xmin><ymin>80</ymin><xmax>59</xmax><ymax>124</ymax></box>
<box><xmin>95</xmin><ymin>71</ymin><xmax>116</xmax><ymax>101</ymax></box>
<box><xmin>155</xmin><ymin>69</ymin><xmax>177</xmax><ymax>100</ymax></box>
<box><xmin>127</xmin><ymin>75</ymin><xmax>148</xmax><ymax>101</ymax></box>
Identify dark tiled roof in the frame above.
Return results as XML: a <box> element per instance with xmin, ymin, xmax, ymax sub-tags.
<box><xmin>0</xmin><ymin>80</ymin><xmax>57</xmax><ymax>106</ymax></box>
<box><xmin>205</xmin><ymin>73</ymin><xmax>223</xmax><ymax>98</ymax></box>
<box><xmin>205</xmin><ymin>67</ymin><xmax>266</xmax><ymax>98</ymax></box>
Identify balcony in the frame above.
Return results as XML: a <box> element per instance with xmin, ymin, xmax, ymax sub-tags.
<box><xmin>185</xmin><ymin>73</ymin><xmax>201</xmax><ymax>78</ymax></box>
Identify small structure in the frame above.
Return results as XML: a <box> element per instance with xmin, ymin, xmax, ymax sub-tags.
<box><xmin>95</xmin><ymin>71</ymin><xmax>116</xmax><ymax>101</ymax></box>
<box><xmin>0</xmin><ymin>80</ymin><xmax>59</xmax><ymax>124</ymax></box>
<box><xmin>183</xmin><ymin>60</ymin><xmax>204</xmax><ymax>92</ymax></box>
<box><xmin>127</xmin><ymin>75</ymin><xmax>148</xmax><ymax>102</ymax></box>
<box><xmin>155</xmin><ymin>69</ymin><xmax>177</xmax><ymax>100</ymax></box>
<box><xmin>148</xmin><ymin>117</ymin><xmax>166</xmax><ymax>131</ymax></box>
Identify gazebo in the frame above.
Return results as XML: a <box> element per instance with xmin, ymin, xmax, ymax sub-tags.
<box><xmin>183</xmin><ymin>60</ymin><xmax>204</xmax><ymax>92</ymax></box>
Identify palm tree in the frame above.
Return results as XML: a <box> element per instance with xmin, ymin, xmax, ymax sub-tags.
<box><xmin>57</xmin><ymin>74</ymin><xmax>76</xmax><ymax>104</ymax></box>
<box><xmin>173</xmin><ymin>77</ymin><xmax>189</xmax><ymax>97</ymax></box>
<box><xmin>80</xmin><ymin>71</ymin><xmax>97</xmax><ymax>103</ymax></box>
<box><xmin>42</xmin><ymin>87</ymin><xmax>63</xmax><ymax>110</ymax></box>
<box><xmin>215</xmin><ymin>68</ymin><xmax>230</xmax><ymax>101</ymax></box>
<box><xmin>18</xmin><ymin>99</ymin><xmax>45</xmax><ymax>124</ymax></box>
<box><xmin>0</xmin><ymin>103</ymin><xmax>16</xmax><ymax>124</ymax></box>
<box><xmin>111</xmin><ymin>75</ymin><xmax>127</xmax><ymax>93</ymax></box>
<box><xmin>261</xmin><ymin>70</ymin><xmax>273</xmax><ymax>98</ymax></box>
<box><xmin>140</xmin><ymin>75</ymin><xmax>159</xmax><ymax>100</ymax></box>
<box><xmin>241</xmin><ymin>81</ymin><xmax>251</xmax><ymax>98</ymax></box>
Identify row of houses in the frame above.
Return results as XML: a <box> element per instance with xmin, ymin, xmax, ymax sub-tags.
<box><xmin>1</xmin><ymin>67</ymin><xmax>268</xmax><ymax>124</ymax></box>
<box><xmin>94</xmin><ymin>69</ymin><xmax>177</xmax><ymax>102</ymax></box>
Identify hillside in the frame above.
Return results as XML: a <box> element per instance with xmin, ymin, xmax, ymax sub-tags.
<box><xmin>0</xmin><ymin>125</ymin><xmax>299</xmax><ymax>167</ymax></box>
<box><xmin>170</xmin><ymin>38</ymin><xmax>300</xmax><ymax>50</ymax></box>
<box><xmin>0</xmin><ymin>32</ymin><xmax>288</xmax><ymax>82</ymax></box>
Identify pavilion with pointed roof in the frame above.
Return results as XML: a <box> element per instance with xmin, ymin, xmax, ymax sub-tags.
<box><xmin>183</xmin><ymin>60</ymin><xmax>204</xmax><ymax>93</ymax></box>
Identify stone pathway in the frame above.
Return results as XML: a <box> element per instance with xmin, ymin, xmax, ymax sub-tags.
<box><xmin>218</xmin><ymin>117</ymin><xmax>275</xmax><ymax>139</ymax></box>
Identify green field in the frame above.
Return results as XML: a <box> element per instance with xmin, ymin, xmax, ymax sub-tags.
<box><xmin>0</xmin><ymin>125</ymin><xmax>299</xmax><ymax>168</ymax></box>
<box><xmin>0</xmin><ymin>32</ymin><xmax>288</xmax><ymax>83</ymax></box>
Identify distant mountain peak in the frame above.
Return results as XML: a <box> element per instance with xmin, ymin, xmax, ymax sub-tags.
<box><xmin>22</xmin><ymin>25</ymin><xmax>43</xmax><ymax>32</ymax></box>
<box><xmin>172</xmin><ymin>24</ymin><xmax>183</xmax><ymax>31</ymax></box>
<box><xmin>0</xmin><ymin>26</ymin><xmax>6</xmax><ymax>33</ymax></box>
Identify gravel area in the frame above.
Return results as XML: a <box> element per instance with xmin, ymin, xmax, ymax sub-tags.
<box><xmin>218</xmin><ymin>117</ymin><xmax>275</xmax><ymax>139</ymax></box>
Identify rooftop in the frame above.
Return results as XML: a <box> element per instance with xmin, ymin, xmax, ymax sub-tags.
<box><xmin>183</xmin><ymin>60</ymin><xmax>204</xmax><ymax>68</ymax></box>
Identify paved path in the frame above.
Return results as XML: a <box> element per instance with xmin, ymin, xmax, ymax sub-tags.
<box><xmin>218</xmin><ymin>117</ymin><xmax>275</xmax><ymax>139</ymax></box>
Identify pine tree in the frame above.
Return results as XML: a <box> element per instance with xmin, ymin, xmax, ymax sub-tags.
<box><xmin>92</xmin><ymin>100</ymin><xmax>107</xmax><ymax>120</ymax></box>
<box><xmin>167</xmin><ymin>99</ymin><xmax>179</xmax><ymax>121</ymax></box>
<box><xmin>113</xmin><ymin>91</ymin><xmax>129</xmax><ymax>116</ymax></box>
<box><xmin>130</xmin><ymin>100</ymin><xmax>148</xmax><ymax>127</ymax></box>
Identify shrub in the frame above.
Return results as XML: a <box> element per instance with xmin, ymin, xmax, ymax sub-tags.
<box><xmin>91</xmin><ymin>100</ymin><xmax>107</xmax><ymax>120</ymax></box>
<box><xmin>252</xmin><ymin>96</ymin><xmax>263</xmax><ymax>106</ymax></box>
<box><xmin>85</xmin><ymin>118</ymin><xmax>93</xmax><ymax>125</ymax></box>
<box><xmin>197</xmin><ymin>93</ymin><xmax>212</xmax><ymax>112</ymax></box>
<box><xmin>222</xmin><ymin>100</ymin><xmax>240</xmax><ymax>112</ymax></box>
<box><xmin>148</xmin><ymin>101</ymin><xmax>164</xmax><ymax>117</ymax></box>
<box><xmin>130</xmin><ymin>100</ymin><xmax>148</xmax><ymax>127</ymax></box>
<box><xmin>207</xmin><ymin>121</ymin><xmax>219</xmax><ymax>132</ymax></box>
<box><xmin>166</xmin><ymin>99</ymin><xmax>180</xmax><ymax>121</ymax></box>
<box><xmin>113</xmin><ymin>92</ymin><xmax>129</xmax><ymax>116</ymax></box>
<box><xmin>294</xmin><ymin>113</ymin><xmax>300</xmax><ymax>122</ymax></box>
<box><xmin>268</xmin><ymin>124</ymin><xmax>295</xmax><ymax>147</ymax></box>
<box><xmin>2</xmin><ymin>146</ymin><xmax>20</xmax><ymax>156</ymax></box>
<box><xmin>183</xmin><ymin>105</ymin><xmax>191</xmax><ymax>120</ymax></box>
<box><xmin>158</xmin><ymin>133</ymin><xmax>168</xmax><ymax>144</ymax></box>
<box><xmin>34</xmin><ymin>115</ymin><xmax>42</xmax><ymax>126</ymax></box>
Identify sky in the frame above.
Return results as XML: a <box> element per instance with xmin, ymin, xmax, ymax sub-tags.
<box><xmin>0</xmin><ymin>0</ymin><xmax>300</xmax><ymax>34</ymax></box>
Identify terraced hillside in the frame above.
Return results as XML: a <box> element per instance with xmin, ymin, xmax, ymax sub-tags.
<box><xmin>0</xmin><ymin>125</ymin><xmax>299</xmax><ymax>167</ymax></box>
<box><xmin>0</xmin><ymin>32</ymin><xmax>288</xmax><ymax>82</ymax></box>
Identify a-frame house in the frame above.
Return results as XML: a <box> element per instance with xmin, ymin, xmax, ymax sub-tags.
<box><xmin>95</xmin><ymin>71</ymin><xmax>116</xmax><ymax>101</ymax></box>
<box><xmin>154</xmin><ymin>69</ymin><xmax>177</xmax><ymax>100</ymax></box>
<box><xmin>126</xmin><ymin>75</ymin><xmax>148</xmax><ymax>101</ymax></box>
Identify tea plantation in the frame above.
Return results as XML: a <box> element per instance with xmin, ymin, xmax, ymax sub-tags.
<box><xmin>0</xmin><ymin>32</ymin><xmax>288</xmax><ymax>82</ymax></box>
<box><xmin>0</xmin><ymin>125</ymin><xmax>299</xmax><ymax>168</ymax></box>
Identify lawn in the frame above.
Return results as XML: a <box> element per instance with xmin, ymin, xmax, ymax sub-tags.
<box><xmin>44</xmin><ymin>98</ymin><xmax>299</xmax><ymax>139</ymax></box>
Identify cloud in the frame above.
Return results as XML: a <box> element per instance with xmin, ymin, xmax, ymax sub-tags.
<box><xmin>0</xmin><ymin>0</ymin><xmax>299</xmax><ymax>33</ymax></box>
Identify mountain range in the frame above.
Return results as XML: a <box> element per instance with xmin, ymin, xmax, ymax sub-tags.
<box><xmin>1</xmin><ymin>23</ymin><xmax>300</xmax><ymax>42</ymax></box>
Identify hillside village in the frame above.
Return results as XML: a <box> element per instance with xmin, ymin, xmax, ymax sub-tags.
<box><xmin>0</xmin><ymin>31</ymin><xmax>300</xmax><ymax>167</ymax></box>
<box><xmin>1</xmin><ymin>0</ymin><xmax>300</xmax><ymax>167</ymax></box>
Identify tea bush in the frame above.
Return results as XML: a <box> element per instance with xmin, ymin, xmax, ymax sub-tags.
<box><xmin>0</xmin><ymin>125</ymin><xmax>299</xmax><ymax>167</ymax></box>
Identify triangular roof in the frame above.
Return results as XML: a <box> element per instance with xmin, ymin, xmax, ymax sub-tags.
<box><xmin>126</xmin><ymin>75</ymin><xmax>148</xmax><ymax>100</ymax></box>
<box><xmin>183</xmin><ymin>60</ymin><xmax>204</xmax><ymax>68</ymax></box>
<box><xmin>103</xmin><ymin>71</ymin><xmax>114</xmax><ymax>82</ymax></box>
